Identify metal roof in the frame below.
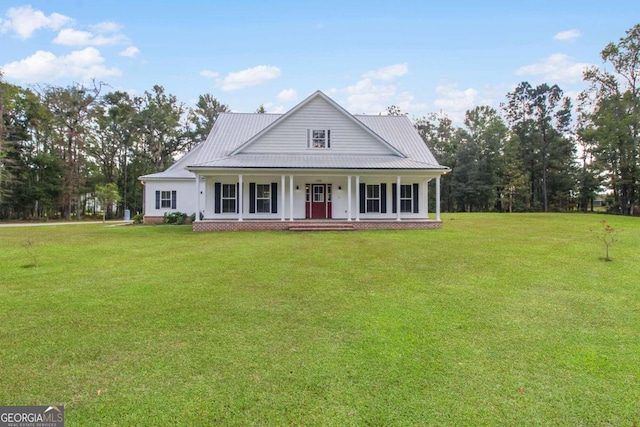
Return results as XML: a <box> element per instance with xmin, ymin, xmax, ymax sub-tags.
<box><xmin>188</xmin><ymin>154</ymin><xmax>441</xmax><ymax>170</ymax></box>
<box><xmin>141</xmin><ymin>92</ymin><xmax>448</xmax><ymax>180</ymax></box>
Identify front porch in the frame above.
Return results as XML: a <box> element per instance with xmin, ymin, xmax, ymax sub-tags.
<box><xmin>192</xmin><ymin>172</ymin><xmax>443</xmax><ymax>228</ymax></box>
<box><xmin>193</xmin><ymin>218</ymin><xmax>443</xmax><ymax>232</ymax></box>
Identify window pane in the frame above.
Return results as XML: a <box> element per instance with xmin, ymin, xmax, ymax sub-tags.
<box><xmin>367</xmin><ymin>185</ymin><xmax>379</xmax><ymax>198</ymax></box>
<box><xmin>256</xmin><ymin>199</ymin><xmax>270</xmax><ymax>213</ymax></box>
<box><xmin>313</xmin><ymin>186</ymin><xmax>324</xmax><ymax>202</ymax></box>
<box><xmin>312</xmin><ymin>129</ymin><xmax>327</xmax><ymax>148</ymax></box>
<box><xmin>400</xmin><ymin>200</ymin><xmax>412</xmax><ymax>213</ymax></box>
<box><xmin>223</xmin><ymin>199</ymin><xmax>236</xmax><ymax>213</ymax></box>
<box><xmin>223</xmin><ymin>184</ymin><xmax>235</xmax><ymax>198</ymax></box>
<box><xmin>257</xmin><ymin>184</ymin><xmax>270</xmax><ymax>198</ymax></box>
<box><xmin>400</xmin><ymin>185</ymin><xmax>411</xmax><ymax>198</ymax></box>
<box><xmin>160</xmin><ymin>191</ymin><xmax>171</xmax><ymax>208</ymax></box>
<box><xmin>367</xmin><ymin>200</ymin><xmax>380</xmax><ymax>213</ymax></box>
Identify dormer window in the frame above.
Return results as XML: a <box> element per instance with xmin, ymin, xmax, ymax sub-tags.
<box><xmin>308</xmin><ymin>129</ymin><xmax>331</xmax><ymax>149</ymax></box>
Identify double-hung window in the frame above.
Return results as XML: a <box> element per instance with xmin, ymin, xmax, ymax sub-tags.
<box><xmin>222</xmin><ymin>184</ymin><xmax>236</xmax><ymax>213</ymax></box>
<box><xmin>160</xmin><ymin>191</ymin><xmax>172</xmax><ymax>208</ymax></box>
<box><xmin>256</xmin><ymin>184</ymin><xmax>271</xmax><ymax>213</ymax></box>
<box><xmin>309</xmin><ymin>129</ymin><xmax>331</xmax><ymax>148</ymax></box>
<box><xmin>366</xmin><ymin>184</ymin><xmax>380</xmax><ymax>213</ymax></box>
<box><xmin>400</xmin><ymin>184</ymin><xmax>413</xmax><ymax>213</ymax></box>
<box><xmin>156</xmin><ymin>190</ymin><xmax>176</xmax><ymax>209</ymax></box>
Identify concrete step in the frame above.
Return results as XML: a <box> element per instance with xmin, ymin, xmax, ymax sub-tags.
<box><xmin>288</xmin><ymin>223</ymin><xmax>355</xmax><ymax>232</ymax></box>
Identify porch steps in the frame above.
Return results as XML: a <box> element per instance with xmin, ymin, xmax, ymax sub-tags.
<box><xmin>287</xmin><ymin>222</ymin><xmax>355</xmax><ymax>232</ymax></box>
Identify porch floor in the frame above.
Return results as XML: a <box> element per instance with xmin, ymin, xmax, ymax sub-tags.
<box><xmin>193</xmin><ymin>219</ymin><xmax>443</xmax><ymax>232</ymax></box>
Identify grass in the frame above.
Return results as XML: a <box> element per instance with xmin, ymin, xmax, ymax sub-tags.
<box><xmin>0</xmin><ymin>213</ymin><xmax>639</xmax><ymax>426</ymax></box>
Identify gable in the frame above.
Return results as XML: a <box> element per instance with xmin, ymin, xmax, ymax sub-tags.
<box><xmin>238</xmin><ymin>95</ymin><xmax>401</xmax><ymax>156</ymax></box>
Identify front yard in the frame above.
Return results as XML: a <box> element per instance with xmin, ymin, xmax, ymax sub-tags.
<box><xmin>0</xmin><ymin>213</ymin><xmax>638</xmax><ymax>426</ymax></box>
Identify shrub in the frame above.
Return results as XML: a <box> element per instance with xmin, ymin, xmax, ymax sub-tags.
<box><xmin>132</xmin><ymin>213</ymin><xmax>144</xmax><ymax>224</ymax></box>
<box><xmin>163</xmin><ymin>211</ymin><xmax>189</xmax><ymax>225</ymax></box>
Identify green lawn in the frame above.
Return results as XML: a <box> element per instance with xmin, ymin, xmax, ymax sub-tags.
<box><xmin>1</xmin><ymin>214</ymin><xmax>639</xmax><ymax>426</ymax></box>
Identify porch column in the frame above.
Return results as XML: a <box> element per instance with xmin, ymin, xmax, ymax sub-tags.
<box><xmin>289</xmin><ymin>175</ymin><xmax>294</xmax><ymax>221</ymax></box>
<box><xmin>238</xmin><ymin>174</ymin><xmax>244</xmax><ymax>221</ymax></box>
<box><xmin>396</xmin><ymin>176</ymin><xmax>401</xmax><ymax>221</ymax></box>
<box><xmin>281</xmin><ymin>175</ymin><xmax>286</xmax><ymax>221</ymax></box>
<box><xmin>436</xmin><ymin>176</ymin><xmax>441</xmax><ymax>221</ymax></box>
<box><xmin>195</xmin><ymin>174</ymin><xmax>201</xmax><ymax>222</ymax></box>
<box><xmin>425</xmin><ymin>179</ymin><xmax>429</xmax><ymax>218</ymax></box>
<box><xmin>355</xmin><ymin>175</ymin><xmax>360</xmax><ymax>221</ymax></box>
<box><xmin>347</xmin><ymin>175</ymin><xmax>352</xmax><ymax>221</ymax></box>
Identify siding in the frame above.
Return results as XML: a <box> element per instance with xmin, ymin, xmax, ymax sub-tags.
<box><xmin>242</xmin><ymin>97</ymin><xmax>394</xmax><ymax>155</ymax></box>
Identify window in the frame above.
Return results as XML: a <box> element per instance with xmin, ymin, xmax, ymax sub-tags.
<box><xmin>222</xmin><ymin>184</ymin><xmax>236</xmax><ymax>213</ymax></box>
<box><xmin>160</xmin><ymin>191</ymin><xmax>172</xmax><ymax>208</ymax></box>
<box><xmin>156</xmin><ymin>190</ymin><xmax>177</xmax><ymax>210</ymax></box>
<box><xmin>309</xmin><ymin>129</ymin><xmax>331</xmax><ymax>148</ymax></box>
<box><xmin>256</xmin><ymin>184</ymin><xmax>271</xmax><ymax>213</ymax></box>
<box><xmin>366</xmin><ymin>184</ymin><xmax>380</xmax><ymax>213</ymax></box>
<box><xmin>400</xmin><ymin>184</ymin><xmax>413</xmax><ymax>213</ymax></box>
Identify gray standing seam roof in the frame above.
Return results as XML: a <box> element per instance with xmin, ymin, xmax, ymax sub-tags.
<box><xmin>141</xmin><ymin>110</ymin><xmax>446</xmax><ymax>180</ymax></box>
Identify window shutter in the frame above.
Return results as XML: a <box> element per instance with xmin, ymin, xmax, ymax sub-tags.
<box><xmin>155</xmin><ymin>191</ymin><xmax>160</xmax><ymax>209</ymax></box>
<box><xmin>249</xmin><ymin>183</ymin><xmax>256</xmax><ymax>213</ymax></box>
<box><xmin>380</xmin><ymin>183</ymin><xmax>387</xmax><ymax>213</ymax></box>
<box><xmin>359</xmin><ymin>183</ymin><xmax>366</xmax><ymax>214</ymax></box>
<box><xmin>171</xmin><ymin>191</ymin><xmax>177</xmax><ymax>209</ymax></box>
<box><xmin>327</xmin><ymin>130</ymin><xmax>331</xmax><ymax>148</ymax></box>
<box><xmin>392</xmin><ymin>184</ymin><xmax>397</xmax><ymax>213</ymax></box>
<box><xmin>271</xmin><ymin>182</ymin><xmax>278</xmax><ymax>214</ymax></box>
<box><xmin>413</xmin><ymin>183</ymin><xmax>419</xmax><ymax>213</ymax></box>
<box><xmin>214</xmin><ymin>182</ymin><xmax>221</xmax><ymax>214</ymax></box>
<box><xmin>306</xmin><ymin>129</ymin><xmax>310</xmax><ymax>148</ymax></box>
<box><xmin>236</xmin><ymin>182</ymin><xmax>240</xmax><ymax>213</ymax></box>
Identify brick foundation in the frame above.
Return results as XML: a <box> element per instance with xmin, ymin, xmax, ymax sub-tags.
<box><xmin>192</xmin><ymin>220</ymin><xmax>443</xmax><ymax>232</ymax></box>
<box><xmin>143</xmin><ymin>216</ymin><xmax>165</xmax><ymax>224</ymax></box>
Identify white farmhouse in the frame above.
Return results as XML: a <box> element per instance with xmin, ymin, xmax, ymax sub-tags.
<box><xmin>139</xmin><ymin>91</ymin><xmax>449</xmax><ymax>231</ymax></box>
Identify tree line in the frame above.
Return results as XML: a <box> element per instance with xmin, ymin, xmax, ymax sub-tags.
<box><xmin>400</xmin><ymin>24</ymin><xmax>640</xmax><ymax>215</ymax></box>
<box><xmin>0</xmin><ymin>80</ymin><xmax>230</xmax><ymax>219</ymax></box>
<box><xmin>1</xmin><ymin>24</ymin><xmax>639</xmax><ymax>219</ymax></box>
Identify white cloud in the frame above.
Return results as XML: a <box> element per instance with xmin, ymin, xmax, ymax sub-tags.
<box><xmin>219</xmin><ymin>65</ymin><xmax>281</xmax><ymax>91</ymax></box>
<box><xmin>263</xmin><ymin>103</ymin><xmax>286</xmax><ymax>114</ymax></box>
<box><xmin>431</xmin><ymin>82</ymin><xmax>507</xmax><ymax>123</ymax></box>
<box><xmin>434</xmin><ymin>83</ymin><xmax>479</xmax><ymax>110</ymax></box>
<box><xmin>200</xmin><ymin>70</ymin><xmax>219</xmax><ymax>78</ymax></box>
<box><xmin>277</xmin><ymin>88</ymin><xmax>297</xmax><ymax>102</ymax></box>
<box><xmin>0</xmin><ymin>5</ymin><xmax>72</xmax><ymax>38</ymax></box>
<box><xmin>554</xmin><ymin>29</ymin><xmax>581</xmax><ymax>41</ymax></box>
<box><xmin>328</xmin><ymin>78</ymin><xmax>395</xmax><ymax>113</ymax></box>
<box><xmin>327</xmin><ymin>64</ymin><xmax>425</xmax><ymax>115</ymax></box>
<box><xmin>515</xmin><ymin>53</ymin><xmax>592</xmax><ymax>83</ymax></box>
<box><xmin>119</xmin><ymin>46</ymin><xmax>140</xmax><ymax>57</ymax></box>
<box><xmin>363</xmin><ymin>63</ymin><xmax>408</xmax><ymax>81</ymax></box>
<box><xmin>90</xmin><ymin>21</ymin><xmax>121</xmax><ymax>33</ymax></box>
<box><xmin>53</xmin><ymin>28</ymin><xmax>128</xmax><ymax>46</ymax></box>
<box><xmin>2</xmin><ymin>47</ymin><xmax>121</xmax><ymax>83</ymax></box>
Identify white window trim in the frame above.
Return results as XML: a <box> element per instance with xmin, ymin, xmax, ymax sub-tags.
<box><xmin>160</xmin><ymin>191</ymin><xmax>172</xmax><ymax>208</ymax></box>
<box><xmin>256</xmin><ymin>184</ymin><xmax>271</xmax><ymax>213</ymax></box>
<box><xmin>366</xmin><ymin>184</ymin><xmax>380</xmax><ymax>213</ymax></box>
<box><xmin>308</xmin><ymin>129</ymin><xmax>331</xmax><ymax>149</ymax></box>
<box><xmin>400</xmin><ymin>184</ymin><xmax>412</xmax><ymax>213</ymax></box>
<box><xmin>222</xmin><ymin>184</ymin><xmax>236</xmax><ymax>213</ymax></box>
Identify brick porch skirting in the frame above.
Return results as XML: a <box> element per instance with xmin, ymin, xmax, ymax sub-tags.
<box><xmin>192</xmin><ymin>220</ymin><xmax>443</xmax><ymax>232</ymax></box>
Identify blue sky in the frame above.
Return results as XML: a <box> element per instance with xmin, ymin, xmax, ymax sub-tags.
<box><xmin>1</xmin><ymin>1</ymin><xmax>638</xmax><ymax>122</ymax></box>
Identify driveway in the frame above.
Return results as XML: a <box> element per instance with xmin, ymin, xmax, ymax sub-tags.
<box><xmin>0</xmin><ymin>221</ymin><xmax>133</xmax><ymax>228</ymax></box>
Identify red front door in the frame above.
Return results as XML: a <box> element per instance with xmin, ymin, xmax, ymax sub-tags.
<box><xmin>311</xmin><ymin>184</ymin><xmax>327</xmax><ymax>219</ymax></box>
<box><xmin>306</xmin><ymin>184</ymin><xmax>332</xmax><ymax>219</ymax></box>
